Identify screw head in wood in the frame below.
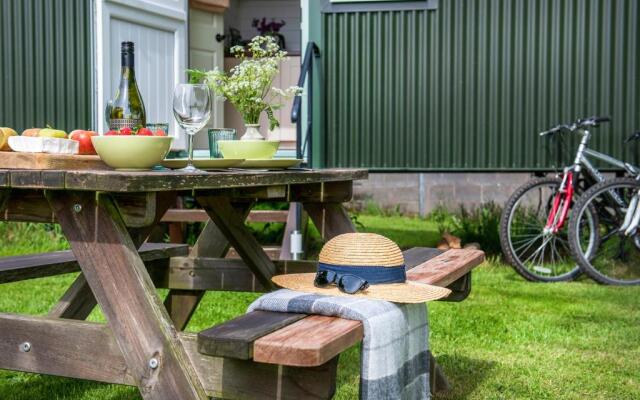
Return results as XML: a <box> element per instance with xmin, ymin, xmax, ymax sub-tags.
<box><xmin>73</xmin><ymin>204</ymin><xmax>82</xmax><ymax>213</ymax></box>
<box><xmin>19</xmin><ymin>342</ymin><xmax>31</xmax><ymax>352</ymax></box>
<box><xmin>148</xmin><ymin>358</ymin><xmax>159</xmax><ymax>369</ymax></box>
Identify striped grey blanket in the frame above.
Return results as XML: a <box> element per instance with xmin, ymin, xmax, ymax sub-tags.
<box><xmin>248</xmin><ymin>289</ymin><xmax>430</xmax><ymax>399</ymax></box>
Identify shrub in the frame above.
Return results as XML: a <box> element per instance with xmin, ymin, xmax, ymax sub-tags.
<box><xmin>427</xmin><ymin>202</ymin><xmax>502</xmax><ymax>256</ymax></box>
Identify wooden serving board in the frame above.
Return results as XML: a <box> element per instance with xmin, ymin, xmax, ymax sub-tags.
<box><xmin>0</xmin><ymin>151</ymin><xmax>111</xmax><ymax>170</ymax></box>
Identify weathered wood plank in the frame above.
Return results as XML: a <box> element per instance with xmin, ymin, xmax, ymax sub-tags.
<box><xmin>2</xmin><ymin>189</ymin><xmax>55</xmax><ymax>223</ymax></box>
<box><xmin>112</xmin><ymin>192</ymin><xmax>157</xmax><ymax>228</ymax></box>
<box><xmin>404</xmin><ymin>247</ymin><xmax>444</xmax><ymax>269</ymax></box>
<box><xmin>406</xmin><ymin>248</ymin><xmax>485</xmax><ymax>288</ymax></box>
<box><xmin>197</xmin><ymin>195</ymin><xmax>276</xmax><ymax>291</ymax></box>
<box><xmin>48</xmin><ymin>274</ymin><xmax>96</xmax><ymax>319</ymax></box>
<box><xmin>289</xmin><ymin>181</ymin><xmax>354</xmax><ymax>203</ymax></box>
<box><xmin>197</xmin><ymin>311</ymin><xmax>307</xmax><ymax>359</ymax></box>
<box><xmin>253</xmin><ymin>315</ymin><xmax>364</xmax><ymax>367</ymax></box>
<box><xmin>0</xmin><ymin>243</ymin><xmax>188</xmax><ymax>284</ymax></box>
<box><xmin>181</xmin><ymin>334</ymin><xmax>340</xmax><ymax>400</ymax></box>
<box><xmin>164</xmin><ymin>202</ymin><xmax>253</xmax><ymax>330</ymax></box>
<box><xmin>303</xmin><ymin>202</ymin><xmax>356</xmax><ymax>240</ymax></box>
<box><xmin>50</xmin><ymin>192</ymin><xmax>178</xmax><ymax>321</ymax></box>
<box><xmin>48</xmin><ymin>191</ymin><xmax>207</xmax><ymax>400</ymax></box>
<box><xmin>0</xmin><ymin>312</ymin><xmax>135</xmax><ymax>385</ymax></box>
<box><xmin>56</xmin><ymin>168</ymin><xmax>368</xmax><ymax>192</ymax></box>
<box><xmin>161</xmin><ymin>208</ymin><xmax>289</xmax><ymax>223</ymax></box>
<box><xmin>9</xmin><ymin>169</ymin><xmax>66</xmax><ymax>189</ymax></box>
<box><xmin>0</xmin><ymin>313</ymin><xmax>338</xmax><ymax>399</ymax></box>
<box><xmin>165</xmin><ymin>257</ymin><xmax>317</xmax><ymax>291</ymax></box>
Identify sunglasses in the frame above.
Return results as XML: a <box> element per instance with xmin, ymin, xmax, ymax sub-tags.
<box><xmin>314</xmin><ymin>270</ymin><xmax>370</xmax><ymax>294</ymax></box>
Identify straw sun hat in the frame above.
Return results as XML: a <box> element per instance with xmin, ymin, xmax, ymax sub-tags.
<box><xmin>272</xmin><ymin>233</ymin><xmax>451</xmax><ymax>303</ymax></box>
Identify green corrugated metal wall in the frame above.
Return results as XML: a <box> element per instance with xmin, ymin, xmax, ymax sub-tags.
<box><xmin>319</xmin><ymin>0</ymin><xmax>640</xmax><ymax>170</ymax></box>
<box><xmin>0</xmin><ymin>0</ymin><xmax>93</xmax><ymax>133</ymax></box>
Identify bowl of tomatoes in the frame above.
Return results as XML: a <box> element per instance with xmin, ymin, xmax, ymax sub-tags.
<box><xmin>92</xmin><ymin>127</ymin><xmax>173</xmax><ymax>170</ymax></box>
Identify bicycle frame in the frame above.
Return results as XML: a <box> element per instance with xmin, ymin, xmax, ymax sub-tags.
<box><xmin>544</xmin><ymin>129</ymin><xmax>627</xmax><ymax>233</ymax></box>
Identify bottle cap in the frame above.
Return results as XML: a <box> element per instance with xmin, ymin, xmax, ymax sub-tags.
<box><xmin>121</xmin><ymin>41</ymin><xmax>134</xmax><ymax>53</ymax></box>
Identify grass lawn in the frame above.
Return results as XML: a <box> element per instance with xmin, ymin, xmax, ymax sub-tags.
<box><xmin>0</xmin><ymin>216</ymin><xmax>639</xmax><ymax>399</ymax></box>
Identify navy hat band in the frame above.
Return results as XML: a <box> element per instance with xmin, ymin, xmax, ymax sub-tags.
<box><xmin>318</xmin><ymin>262</ymin><xmax>406</xmax><ymax>284</ymax></box>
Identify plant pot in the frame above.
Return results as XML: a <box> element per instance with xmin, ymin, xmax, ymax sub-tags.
<box><xmin>241</xmin><ymin>124</ymin><xmax>264</xmax><ymax>140</ymax></box>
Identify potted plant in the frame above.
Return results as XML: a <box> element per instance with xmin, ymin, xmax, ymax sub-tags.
<box><xmin>189</xmin><ymin>35</ymin><xmax>301</xmax><ymax>140</ymax></box>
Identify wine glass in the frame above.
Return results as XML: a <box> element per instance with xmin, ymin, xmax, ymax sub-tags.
<box><xmin>172</xmin><ymin>84</ymin><xmax>211</xmax><ymax>172</ymax></box>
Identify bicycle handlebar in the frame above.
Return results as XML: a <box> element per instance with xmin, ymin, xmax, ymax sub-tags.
<box><xmin>539</xmin><ymin>115</ymin><xmax>611</xmax><ymax>137</ymax></box>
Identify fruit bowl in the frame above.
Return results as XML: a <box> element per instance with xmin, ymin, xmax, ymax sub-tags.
<box><xmin>218</xmin><ymin>140</ymin><xmax>279</xmax><ymax>160</ymax></box>
<box><xmin>92</xmin><ymin>136</ymin><xmax>173</xmax><ymax>170</ymax></box>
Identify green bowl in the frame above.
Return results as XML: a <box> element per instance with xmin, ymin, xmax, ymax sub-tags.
<box><xmin>218</xmin><ymin>140</ymin><xmax>279</xmax><ymax>160</ymax></box>
<box><xmin>92</xmin><ymin>135</ymin><xmax>173</xmax><ymax>170</ymax></box>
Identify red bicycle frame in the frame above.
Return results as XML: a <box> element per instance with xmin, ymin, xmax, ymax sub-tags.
<box><xmin>545</xmin><ymin>171</ymin><xmax>575</xmax><ymax>233</ymax></box>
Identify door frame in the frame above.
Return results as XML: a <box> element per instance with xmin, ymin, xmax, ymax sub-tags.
<box><xmin>93</xmin><ymin>0</ymin><xmax>188</xmax><ymax>147</ymax></box>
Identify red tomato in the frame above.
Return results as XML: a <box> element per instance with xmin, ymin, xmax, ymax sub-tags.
<box><xmin>119</xmin><ymin>127</ymin><xmax>133</xmax><ymax>135</ymax></box>
<box><xmin>104</xmin><ymin>130</ymin><xmax>118</xmax><ymax>136</ymax></box>
<box><xmin>154</xmin><ymin>129</ymin><xmax>167</xmax><ymax>136</ymax></box>
<box><xmin>69</xmin><ymin>130</ymin><xmax>98</xmax><ymax>155</ymax></box>
<box><xmin>137</xmin><ymin>127</ymin><xmax>153</xmax><ymax>136</ymax></box>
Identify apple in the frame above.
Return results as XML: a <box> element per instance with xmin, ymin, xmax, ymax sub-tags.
<box><xmin>119</xmin><ymin>127</ymin><xmax>133</xmax><ymax>136</ymax></box>
<box><xmin>22</xmin><ymin>128</ymin><xmax>41</xmax><ymax>137</ymax></box>
<box><xmin>39</xmin><ymin>128</ymin><xmax>67</xmax><ymax>138</ymax></box>
<box><xmin>69</xmin><ymin>130</ymin><xmax>98</xmax><ymax>155</ymax></box>
<box><xmin>137</xmin><ymin>127</ymin><xmax>153</xmax><ymax>136</ymax></box>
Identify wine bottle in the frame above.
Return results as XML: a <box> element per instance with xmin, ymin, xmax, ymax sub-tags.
<box><xmin>108</xmin><ymin>41</ymin><xmax>146</xmax><ymax>130</ymax></box>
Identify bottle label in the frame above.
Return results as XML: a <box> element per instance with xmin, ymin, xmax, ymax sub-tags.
<box><xmin>109</xmin><ymin>119</ymin><xmax>142</xmax><ymax>131</ymax></box>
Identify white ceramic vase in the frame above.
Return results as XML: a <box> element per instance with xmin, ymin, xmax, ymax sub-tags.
<box><xmin>241</xmin><ymin>124</ymin><xmax>264</xmax><ymax>141</ymax></box>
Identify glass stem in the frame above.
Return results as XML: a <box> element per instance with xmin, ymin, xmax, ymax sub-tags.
<box><xmin>187</xmin><ymin>132</ymin><xmax>195</xmax><ymax>168</ymax></box>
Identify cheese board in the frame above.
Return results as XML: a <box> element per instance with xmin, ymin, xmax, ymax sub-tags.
<box><xmin>0</xmin><ymin>152</ymin><xmax>111</xmax><ymax>170</ymax></box>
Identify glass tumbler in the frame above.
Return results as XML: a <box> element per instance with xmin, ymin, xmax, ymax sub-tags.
<box><xmin>208</xmin><ymin>128</ymin><xmax>237</xmax><ymax>158</ymax></box>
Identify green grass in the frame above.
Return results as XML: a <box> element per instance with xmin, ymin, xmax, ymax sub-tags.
<box><xmin>0</xmin><ymin>217</ymin><xmax>639</xmax><ymax>400</ymax></box>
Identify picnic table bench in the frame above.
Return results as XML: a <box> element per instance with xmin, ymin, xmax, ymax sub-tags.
<box><xmin>0</xmin><ymin>167</ymin><xmax>484</xmax><ymax>399</ymax></box>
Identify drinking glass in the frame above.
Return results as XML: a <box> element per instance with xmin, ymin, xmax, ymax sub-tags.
<box><xmin>146</xmin><ymin>123</ymin><xmax>170</xmax><ymax>136</ymax></box>
<box><xmin>172</xmin><ymin>84</ymin><xmax>211</xmax><ymax>172</ymax></box>
<box><xmin>208</xmin><ymin>128</ymin><xmax>236</xmax><ymax>158</ymax></box>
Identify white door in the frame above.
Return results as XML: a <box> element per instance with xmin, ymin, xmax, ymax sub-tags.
<box><xmin>95</xmin><ymin>0</ymin><xmax>188</xmax><ymax>149</ymax></box>
<box><xmin>189</xmin><ymin>9</ymin><xmax>225</xmax><ymax>150</ymax></box>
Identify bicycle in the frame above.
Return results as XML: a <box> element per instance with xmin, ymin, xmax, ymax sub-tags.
<box><xmin>567</xmin><ymin>133</ymin><xmax>640</xmax><ymax>285</ymax></box>
<box><xmin>498</xmin><ymin>116</ymin><xmax>637</xmax><ymax>282</ymax></box>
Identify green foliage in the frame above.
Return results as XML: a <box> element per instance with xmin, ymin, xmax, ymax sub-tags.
<box><xmin>427</xmin><ymin>203</ymin><xmax>503</xmax><ymax>255</ymax></box>
<box><xmin>1</xmin><ymin>219</ymin><xmax>639</xmax><ymax>399</ymax></box>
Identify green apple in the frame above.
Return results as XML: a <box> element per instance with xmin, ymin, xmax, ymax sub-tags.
<box><xmin>39</xmin><ymin>128</ymin><xmax>67</xmax><ymax>139</ymax></box>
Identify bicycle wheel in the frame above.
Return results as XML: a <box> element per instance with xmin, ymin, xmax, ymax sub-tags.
<box><xmin>568</xmin><ymin>177</ymin><xmax>640</xmax><ymax>285</ymax></box>
<box><xmin>499</xmin><ymin>177</ymin><xmax>597</xmax><ymax>282</ymax></box>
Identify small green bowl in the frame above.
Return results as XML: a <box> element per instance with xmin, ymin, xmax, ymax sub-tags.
<box><xmin>92</xmin><ymin>135</ymin><xmax>173</xmax><ymax>170</ymax></box>
<box><xmin>218</xmin><ymin>140</ymin><xmax>279</xmax><ymax>160</ymax></box>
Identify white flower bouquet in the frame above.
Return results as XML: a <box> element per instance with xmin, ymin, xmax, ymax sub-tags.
<box><xmin>188</xmin><ymin>35</ymin><xmax>302</xmax><ymax>132</ymax></box>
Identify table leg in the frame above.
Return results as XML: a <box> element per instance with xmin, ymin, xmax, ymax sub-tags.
<box><xmin>47</xmin><ymin>190</ymin><xmax>207</xmax><ymax>400</ymax></box>
<box><xmin>48</xmin><ymin>274</ymin><xmax>95</xmax><ymax>319</ymax></box>
<box><xmin>197</xmin><ymin>195</ymin><xmax>277</xmax><ymax>291</ymax></box>
<box><xmin>164</xmin><ymin>202</ymin><xmax>254</xmax><ymax>330</ymax></box>
<box><xmin>303</xmin><ymin>202</ymin><xmax>357</xmax><ymax>240</ymax></box>
<box><xmin>48</xmin><ymin>192</ymin><xmax>177</xmax><ymax>321</ymax></box>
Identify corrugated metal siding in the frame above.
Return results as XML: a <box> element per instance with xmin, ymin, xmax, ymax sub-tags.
<box><xmin>0</xmin><ymin>0</ymin><xmax>93</xmax><ymax>133</ymax></box>
<box><xmin>321</xmin><ymin>0</ymin><xmax>640</xmax><ymax>170</ymax></box>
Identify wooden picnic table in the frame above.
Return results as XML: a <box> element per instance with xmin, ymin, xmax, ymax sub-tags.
<box><xmin>0</xmin><ymin>167</ymin><xmax>368</xmax><ymax>400</ymax></box>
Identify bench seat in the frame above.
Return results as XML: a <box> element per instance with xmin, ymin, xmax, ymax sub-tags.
<box><xmin>0</xmin><ymin>243</ymin><xmax>189</xmax><ymax>284</ymax></box>
<box><xmin>198</xmin><ymin>247</ymin><xmax>485</xmax><ymax>367</ymax></box>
